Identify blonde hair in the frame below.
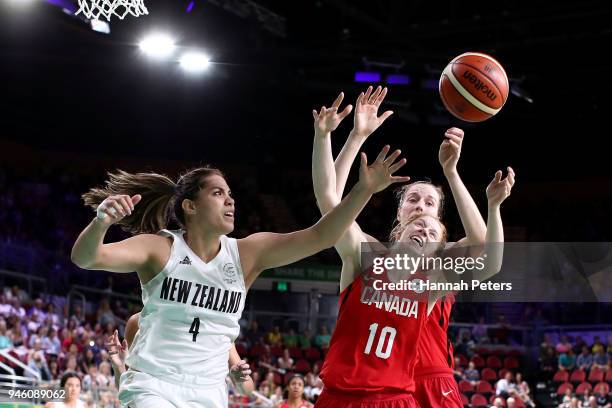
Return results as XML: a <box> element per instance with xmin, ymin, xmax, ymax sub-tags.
<box><xmin>390</xmin><ymin>213</ymin><xmax>448</xmax><ymax>251</ymax></box>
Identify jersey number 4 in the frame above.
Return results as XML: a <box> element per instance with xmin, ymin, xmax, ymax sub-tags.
<box><xmin>189</xmin><ymin>317</ymin><xmax>200</xmax><ymax>342</ymax></box>
<box><xmin>364</xmin><ymin>323</ymin><xmax>397</xmax><ymax>359</ymax></box>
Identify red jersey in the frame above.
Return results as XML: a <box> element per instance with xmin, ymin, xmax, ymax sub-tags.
<box><xmin>415</xmin><ymin>294</ymin><xmax>455</xmax><ymax>377</ymax></box>
<box><xmin>320</xmin><ymin>270</ymin><xmax>429</xmax><ymax>394</ymax></box>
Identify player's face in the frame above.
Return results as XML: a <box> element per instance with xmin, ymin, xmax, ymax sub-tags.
<box><xmin>64</xmin><ymin>377</ymin><xmax>81</xmax><ymax>401</ymax></box>
<box><xmin>288</xmin><ymin>377</ymin><xmax>304</xmax><ymax>398</ymax></box>
<box><xmin>193</xmin><ymin>175</ymin><xmax>235</xmax><ymax>234</ymax></box>
<box><xmin>399</xmin><ymin>215</ymin><xmax>443</xmax><ymax>255</ymax></box>
<box><xmin>398</xmin><ymin>184</ymin><xmax>440</xmax><ymax>225</ymax></box>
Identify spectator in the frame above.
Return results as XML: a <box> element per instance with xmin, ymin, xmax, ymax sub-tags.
<box><xmin>492</xmin><ymin>397</ymin><xmax>504</xmax><ymax>407</ymax></box>
<box><xmin>284</xmin><ymin>328</ymin><xmax>299</xmax><ymax>348</ymax></box>
<box><xmin>10</xmin><ymin>298</ymin><xmax>26</xmax><ymax>319</ymax></box>
<box><xmin>455</xmin><ymin>330</ymin><xmax>474</xmax><ymax>357</ymax></box>
<box><xmin>514</xmin><ymin>372</ymin><xmax>535</xmax><ymax>407</ymax></box>
<box><xmin>29</xmin><ymin>325</ymin><xmax>47</xmax><ymax>348</ymax></box>
<box><xmin>29</xmin><ymin>298</ymin><xmax>46</xmax><ymax>320</ymax></box>
<box><xmin>591</xmin><ymin>336</ymin><xmax>605</xmax><ymax>354</ymax></box>
<box><xmin>592</xmin><ymin>348</ymin><xmax>609</xmax><ymax>370</ymax></box>
<box><xmin>0</xmin><ymin>320</ymin><xmax>12</xmax><ymax>349</ymax></box>
<box><xmin>277</xmin><ymin>349</ymin><xmax>294</xmax><ymax>370</ymax></box>
<box><xmin>558</xmin><ymin>350</ymin><xmax>576</xmax><ymax>371</ymax></box>
<box><xmin>245</xmin><ymin>321</ymin><xmax>263</xmax><ymax>346</ymax></box>
<box><xmin>472</xmin><ymin>316</ymin><xmax>488</xmax><ymax>343</ymax></box>
<box><xmin>298</xmin><ymin>329</ymin><xmax>313</xmax><ymax>349</ymax></box>
<box><xmin>269</xmin><ymin>385</ymin><xmax>283</xmax><ymax>406</ymax></box>
<box><xmin>98</xmin><ymin>361</ymin><xmax>113</xmax><ymax>389</ymax></box>
<box><xmin>96</xmin><ymin>298</ymin><xmax>116</xmax><ymax>328</ymax></box>
<box><xmin>540</xmin><ymin>334</ymin><xmax>554</xmax><ymax>358</ymax></box>
<box><xmin>556</xmin><ymin>335</ymin><xmax>573</xmax><ymax>354</ymax></box>
<box><xmin>464</xmin><ymin>361</ymin><xmax>480</xmax><ymax>385</ymax></box>
<box><xmin>45</xmin><ymin>303</ymin><xmax>61</xmax><ymax>327</ymax></box>
<box><xmin>573</xmin><ymin>336</ymin><xmax>588</xmax><ymax>355</ymax></box>
<box><xmin>27</xmin><ymin>350</ymin><xmax>51</xmax><ymax>381</ymax></box>
<box><xmin>576</xmin><ymin>346</ymin><xmax>593</xmax><ymax>371</ymax></box>
<box><xmin>0</xmin><ymin>295</ymin><xmax>11</xmax><ymax>318</ymax></box>
<box><xmin>266</xmin><ymin>326</ymin><xmax>282</xmax><ymax>347</ymax></box>
<box><xmin>83</xmin><ymin>364</ymin><xmax>100</xmax><ymax>391</ymax></box>
<box><xmin>496</xmin><ymin>371</ymin><xmax>514</xmax><ymax>398</ymax></box>
<box><xmin>303</xmin><ymin>372</ymin><xmax>321</xmax><ymax>401</ymax></box>
<box><xmin>453</xmin><ymin>356</ymin><xmax>464</xmax><ymax>382</ymax></box>
<box><xmin>558</xmin><ymin>387</ymin><xmax>573</xmax><ymax>408</ymax></box>
<box><xmin>70</xmin><ymin>304</ymin><xmax>86</xmax><ymax>327</ymax></box>
<box><xmin>314</xmin><ymin>326</ymin><xmax>330</xmax><ymax>349</ymax></box>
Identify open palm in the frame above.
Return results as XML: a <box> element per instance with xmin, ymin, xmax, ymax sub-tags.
<box><xmin>353</xmin><ymin>86</ymin><xmax>394</xmax><ymax>137</ymax></box>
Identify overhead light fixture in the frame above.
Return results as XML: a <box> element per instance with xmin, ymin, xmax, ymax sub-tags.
<box><xmin>139</xmin><ymin>33</ymin><xmax>175</xmax><ymax>58</ymax></box>
<box><xmin>179</xmin><ymin>52</ymin><xmax>210</xmax><ymax>73</ymax></box>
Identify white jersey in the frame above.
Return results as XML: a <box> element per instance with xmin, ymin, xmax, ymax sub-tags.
<box><xmin>126</xmin><ymin>229</ymin><xmax>246</xmax><ymax>387</ymax></box>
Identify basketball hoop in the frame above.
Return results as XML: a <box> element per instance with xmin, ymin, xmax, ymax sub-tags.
<box><xmin>75</xmin><ymin>0</ymin><xmax>148</xmax><ymax>21</ymax></box>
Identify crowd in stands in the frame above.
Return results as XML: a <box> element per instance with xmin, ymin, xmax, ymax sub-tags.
<box><xmin>539</xmin><ymin>334</ymin><xmax>612</xmax><ymax>408</ymax></box>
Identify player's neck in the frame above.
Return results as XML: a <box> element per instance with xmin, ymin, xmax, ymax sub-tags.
<box><xmin>184</xmin><ymin>230</ymin><xmax>221</xmax><ymax>263</ymax></box>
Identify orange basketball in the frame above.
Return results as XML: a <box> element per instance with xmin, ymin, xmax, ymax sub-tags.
<box><xmin>439</xmin><ymin>52</ymin><xmax>509</xmax><ymax>122</ymax></box>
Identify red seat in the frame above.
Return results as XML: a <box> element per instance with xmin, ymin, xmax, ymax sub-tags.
<box><xmin>553</xmin><ymin>370</ymin><xmax>569</xmax><ymax>383</ymax></box>
<box><xmin>605</xmin><ymin>368</ymin><xmax>612</xmax><ymax>382</ymax></box>
<box><xmin>509</xmin><ymin>349</ymin><xmax>523</xmax><ymax>357</ymax></box>
<box><xmin>557</xmin><ymin>382</ymin><xmax>574</xmax><ymax>396</ymax></box>
<box><xmin>594</xmin><ymin>382</ymin><xmax>610</xmax><ymax>396</ymax></box>
<box><xmin>288</xmin><ymin>347</ymin><xmax>302</xmax><ymax>359</ymax></box>
<box><xmin>576</xmin><ymin>381</ymin><xmax>593</xmax><ymax>394</ymax></box>
<box><xmin>281</xmin><ymin>372</ymin><xmax>292</xmax><ymax>385</ymax></box>
<box><xmin>476</xmin><ymin>380</ymin><xmax>494</xmax><ymax>395</ymax></box>
<box><xmin>458</xmin><ymin>380</ymin><xmax>474</xmax><ymax>394</ymax></box>
<box><xmin>482</xmin><ymin>367</ymin><xmax>498</xmax><ymax>383</ymax></box>
<box><xmin>294</xmin><ymin>359</ymin><xmax>311</xmax><ymax>374</ymax></box>
<box><xmin>266</xmin><ymin>372</ymin><xmax>279</xmax><ymax>385</ymax></box>
<box><xmin>493</xmin><ymin>349</ymin><xmax>506</xmax><ymax>356</ymax></box>
<box><xmin>461</xmin><ymin>393</ymin><xmax>469</xmax><ymax>406</ymax></box>
<box><xmin>513</xmin><ymin>397</ymin><xmax>525</xmax><ymax>407</ymax></box>
<box><xmin>304</xmin><ymin>347</ymin><xmax>321</xmax><ymax>361</ymax></box>
<box><xmin>270</xmin><ymin>346</ymin><xmax>284</xmax><ymax>357</ymax></box>
<box><xmin>570</xmin><ymin>369</ymin><xmax>586</xmax><ymax>384</ymax></box>
<box><xmin>470</xmin><ymin>393</ymin><xmax>488</xmax><ymax>407</ymax></box>
<box><xmin>471</xmin><ymin>355</ymin><xmax>485</xmax><ymax>368</ymax></box>
<box><xmin>588</xmin><ymin>368</ymin><xmax>604</xmax><ymax>383</ymax></box>
<box><xmin>457</xmin><ymin>354</ymin><xmax>469</xmax><ymax>367</ymax></box>
<box><xmin>503</xmin><ymin>356</ymin><xmax>519</xmax><ymax>369</ymax></box>
<box><xmin>487</xmin><ymin>356</ymin><xmax>502</xmax><ymax>369</ymax></box>
<box><xmin>249</xmin><ymin>344</ymin><xmax>265</xmax><ymax>358</ymax></box>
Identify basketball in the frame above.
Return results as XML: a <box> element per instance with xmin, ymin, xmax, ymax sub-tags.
<box><xmin>439</xmin><ymin>52</ymin><xmax>509</xmax><ymax>122</ymax></box>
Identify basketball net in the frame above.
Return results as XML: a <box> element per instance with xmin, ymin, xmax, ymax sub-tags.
<box><xmin>75</xmin><ymin>0</ymin><xmax>148</xmax><ymax>21</ymax></box>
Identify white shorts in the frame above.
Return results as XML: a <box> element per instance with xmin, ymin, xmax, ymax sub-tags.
<box><xmin>118</xmin><ymin>370</ymin><xmax>228</xmax><ymax>408</ymax></box>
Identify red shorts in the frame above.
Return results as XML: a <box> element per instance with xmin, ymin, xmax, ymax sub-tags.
<box><xmin>315</xmin><ymin>389</ymin><xmax>420</xmax><ymax>408</ymax></box>
<box><xmin>414</xmin><ymin>374</ymin><xmax>462</xmax><ymax>408</ymax></box>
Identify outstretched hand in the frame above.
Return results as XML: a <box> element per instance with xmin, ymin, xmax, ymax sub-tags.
<box><xmin>312</xmin><ymin>92</ymin><xmax>353</xmax><ymax>135</ymax></box>
<box><xmin>358</xmin><ymin>145</ymin><xmax>410</xmax><ymax>194</ymax></box>
<box><xmin>486</xmin><ymin>167</ymin><xmax>516</xmax><ymax>207</ymax></box>
<box><xmin>353</xmin><ymin>86</ymin><xmax>394</xmax><ymax>138</ymax></box>
<box><xmin>438</xmin><ymin>127</ymin><xmax>464</xmax><ymax>174</ymax></box>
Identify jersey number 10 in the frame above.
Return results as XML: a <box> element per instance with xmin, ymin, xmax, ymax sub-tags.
<box><xmin>364</xmin><ymin>323</ymin><xmax>397</xmax><ymax>359</ymax></box>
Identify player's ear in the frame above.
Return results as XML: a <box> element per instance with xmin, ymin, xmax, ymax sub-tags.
<box><xmin>182</xmin><ymin>198</ymin><xmax>197</xmax><ymax>216</ymax></box>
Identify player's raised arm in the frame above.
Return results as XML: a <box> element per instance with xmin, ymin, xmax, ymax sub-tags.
<box><xmin>439</xmin><ymin>127</ymin><xmax>487</xmax><ymax>249</ymax></box>
<box><xmin>71</xmin><ymin>171</ymin><xmax>180</xmax><ymax>282</ymax></box>
<box><xmin>334</xmin><ymin>86</ymin><xmax>394</xmax><ymax>199</ymax></box>
<box><xmin>311</xmin><ymin>92</ymin><xmax>352</xmax><ymax>214</ymax></box>
<box><xmin>240</xmin><ymin>146</ymin><xmax>409</xmax><ymax>288</ymax></box>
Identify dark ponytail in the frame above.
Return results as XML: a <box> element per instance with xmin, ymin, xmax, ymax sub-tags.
<box><xmin>82</xmin><ymin>166</ymin><xmax>224</xmax><ymax>235</ymax></box>
<box><xmin>83</xmin><ymin>170</ymin><xmax>176</xmax><ymax>234</ymax></box>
